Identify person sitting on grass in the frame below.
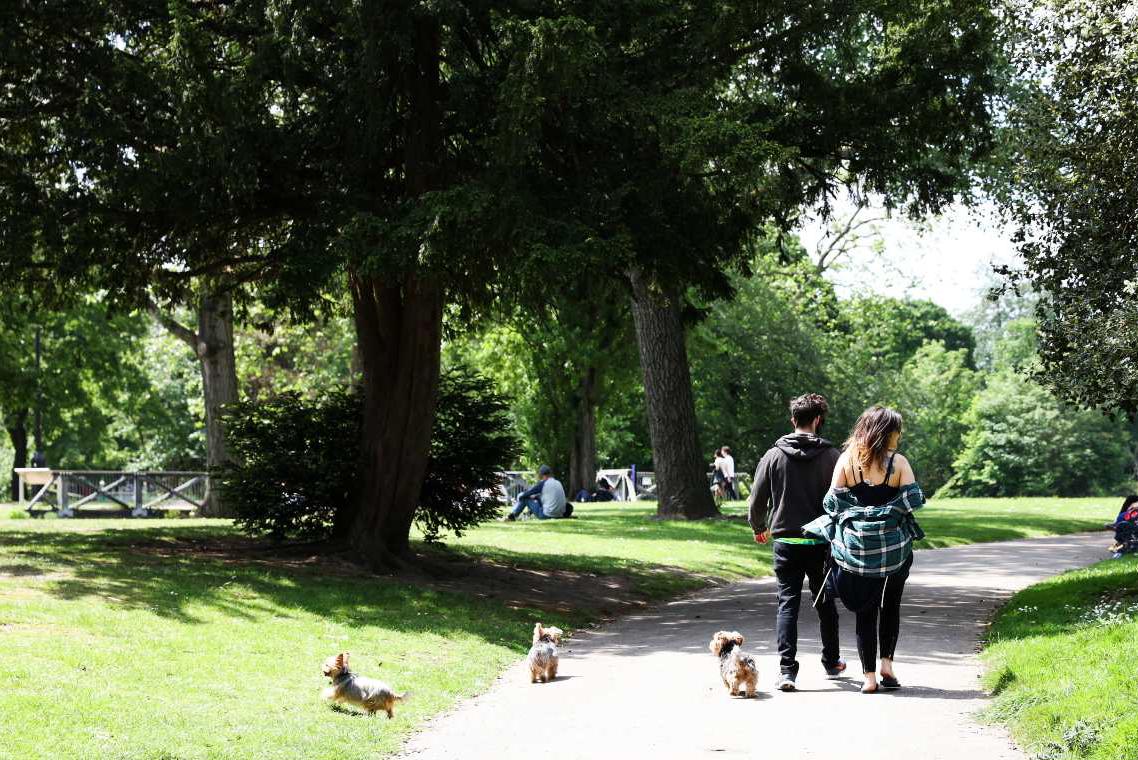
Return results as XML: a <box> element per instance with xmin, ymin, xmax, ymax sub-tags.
<box><xmin>505</xmin><ymin>465</ymin><xmax>568</xmax><ymax>521</ymax></box>
<box><xmin>591</xmin><ymin>477</ymin><xmax>618</xmax><ymax>502</ymax></box>
<box><xmin>1108</xmin><ymin>495</ymin><xmax>1138</xmax><ymax>557</ymax></box>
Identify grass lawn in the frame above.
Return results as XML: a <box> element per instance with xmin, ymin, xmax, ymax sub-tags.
<box><xmin>432</xmin><ymin>496</ymin><xmax>1113</xmax><ymax>597</ymax></box>
<box><xmin>0</xmin><ymin>496</ymin><xmax>1115</xmax><ymax>760</ymax></box>
<box><xmin>981</xmin><ymin>555</ymin><xmax>1138</xmax><ymax>760</ymax></box>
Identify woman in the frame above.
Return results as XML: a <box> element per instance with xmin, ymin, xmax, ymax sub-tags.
<box><xmin>710</xmin><ymin>447</ymin><xmax>728</xmax><ymax>500</ymax></box>
<box><xmin>803</xmin><ymin>406</ymin><xmax>926</xmax><ymax>694</ymax></box>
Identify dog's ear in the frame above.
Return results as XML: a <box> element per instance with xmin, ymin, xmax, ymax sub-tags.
<box><xmin>709</xmin><ymin>632</ymin><xmax>725</xmax><ymax>655</ymax></box>
<box><xmin>533</xmin><ymin>623</ymin><xmax>543</xmax><ymax>644</ymax></box>
<box><xmin>547</xmin><ymin>627</ymin><xmax>563</xmax><ymax>645</ymax></box>
<box><xmin>338</xmin><ymin>652</ymin><xmax>349</xmax><ymax>668</ymax></box>
<box><xmin>733</xmin><ymin>633</ymin><xmax>745</xmax><ymax>646</ymax></box>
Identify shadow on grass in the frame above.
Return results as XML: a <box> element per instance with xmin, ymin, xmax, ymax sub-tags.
<box><xmin>0</xmin><ymin>526</ymin><xmax>565</xmax><ymax>653</ymax></box>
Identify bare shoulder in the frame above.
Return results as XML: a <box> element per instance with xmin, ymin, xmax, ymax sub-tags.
<box><xmin>831</xmin><ymin>450</ymin><xmax>851</xmax><ymax>488</ymax></box>
<box><xmin>893</xmin><ymin>453</ymin><xmax>916</xmax><ymax>485</ymax></box>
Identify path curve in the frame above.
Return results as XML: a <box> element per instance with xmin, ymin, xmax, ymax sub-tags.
<box><xmin>399</xmin><ymin>532</ymin><xmax>1108</xmax><ymax>760</ymax></box>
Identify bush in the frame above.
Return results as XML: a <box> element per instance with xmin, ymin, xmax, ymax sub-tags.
<box><xmin>221</xmin><ymin>366</ymin><xmax>519</xmax><ymax>542</ymax></box>
<box><xmin>418</xmin><ymin>369</ymin><xmax>521</xmax><ymax>541</ymax></box>
<box><xmin>222</xmin><ymin>389</ymin><xmax>358</xmax><ymax>541</ymax></box>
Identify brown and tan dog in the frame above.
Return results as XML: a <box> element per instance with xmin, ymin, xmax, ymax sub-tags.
<box><xmin>709</xmin><ymin>631</ymin><xmax>759</xmax><ymax>698</ymax></box>
<box><xmin>321</xmin><ymin>652</ymin><xmax>407</xmax><ymax>717</ymax></box>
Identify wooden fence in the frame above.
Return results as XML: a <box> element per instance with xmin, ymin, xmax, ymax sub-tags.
<box><xmin>15</xmin><ymin>468</ymin><xmax>209</xmax><ymax>518</ymax></box>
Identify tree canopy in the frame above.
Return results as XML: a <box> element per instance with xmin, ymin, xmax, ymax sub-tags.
<box><xmin>991</xmin><ymin>0</ymin><xmax>1138</xmax><ymax>413</ymax></box>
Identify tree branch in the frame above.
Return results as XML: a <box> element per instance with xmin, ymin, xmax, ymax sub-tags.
<box><xmin>145</xmin><ymin>296</ymin><xmax>202</xmax><ymax>355</ymax></box>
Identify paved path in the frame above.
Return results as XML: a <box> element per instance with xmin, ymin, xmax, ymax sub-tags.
<box><xmin>400</xmin><ymin>533</ymin><xmax>1108</xmax><ymax>760</ymax></box>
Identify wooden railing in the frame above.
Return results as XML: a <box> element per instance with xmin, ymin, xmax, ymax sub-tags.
<box><xmin>15</xmin><ymin>468</ymin><xmax>209</xmax><ymax>518</ymax></box>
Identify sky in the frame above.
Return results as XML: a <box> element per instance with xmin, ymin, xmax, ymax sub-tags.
<box><xmin>796</xmin><ymin>200</ymin><xmax>1021</xmax><ymax>318</ymax></box>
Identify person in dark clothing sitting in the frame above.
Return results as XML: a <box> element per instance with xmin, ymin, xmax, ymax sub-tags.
<box><xmin>1108</xmin><ymin>494</ymin><xmax>1138</xmax><ymax>557</ymax></box>
<box><xmin>748</xmin><ymin>393</ymin><xmax>846</xmax><ymax>692</ymax></box>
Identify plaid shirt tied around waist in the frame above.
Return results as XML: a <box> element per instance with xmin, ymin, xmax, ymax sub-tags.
<box><xmin>802</xmin><ymin>483</ymin><xmax>926</xmax><ymax>577</ymax></box>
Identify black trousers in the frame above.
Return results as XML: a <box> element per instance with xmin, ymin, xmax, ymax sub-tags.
<box><xmin>773</xmin><ymin>542</ymin><xmax>841</xmax><ymax>675</ymax></box>
<box><xmin>841</xmin><ymin>554</ymin><xmax>913</xmax><ymax>673</ymax></box>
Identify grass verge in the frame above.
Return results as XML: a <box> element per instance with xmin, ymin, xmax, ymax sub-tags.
<box><xmin>981</xmin><ymin>555</ymin><xmax>1138</xmax><ymax>760</ymax></box>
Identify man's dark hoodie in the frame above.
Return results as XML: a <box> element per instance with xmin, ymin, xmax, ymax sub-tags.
<box><xmin>747</xmin><ymin>433</ymin><xmax>840</xmax><ymax>538</ymax></box>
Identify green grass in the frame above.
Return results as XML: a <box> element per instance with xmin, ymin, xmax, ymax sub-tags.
<box><xmin>431</xmin><ymin>496</ymin><xmax>1112</xmax><ymax>596</ymax></box>
<box><xmin>981</xmin><ymin>555</ymin><xmax>1138</xmax><ymax>760</ymax></box>
<box><xmin>0</xmin><ymin>519</ymin><xmax>575</xmax><ymax>760</ymax></box>
<box><xmin>0</xmin><ymin>496</ymin><xmax>1114</xmax><ymax>759</ymax></box>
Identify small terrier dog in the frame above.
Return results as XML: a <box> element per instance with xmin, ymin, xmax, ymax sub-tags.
<box><xmin>526</xmin><ymin>623</ymin><xmax>563</xmax><ymax>683</ymax></box>
<box><xmin>709</xmin><ymin>631</ymin><xmax>759</xmax><ymax>698</ymax></box>
<box><xmin>321</xmin><ymin>652</ymin><xmax>406</xmax><ymax>717</ymax></box>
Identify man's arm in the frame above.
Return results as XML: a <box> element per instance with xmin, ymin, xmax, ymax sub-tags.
<box><xmin>518</xmin><ymin>480</ymin><xmax>545</xmax><ymax>500</ymax></box>
<box><xmin>747</xmin><ymin>454</ymin><xmax>772</xmax><ymax>536</ymax></box>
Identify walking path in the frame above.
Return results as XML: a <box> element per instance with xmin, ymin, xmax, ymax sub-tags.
<box><xmin>400</xmin><ymin>532</ymin><xmax>1108</xmax><ymax>760</ymax></box>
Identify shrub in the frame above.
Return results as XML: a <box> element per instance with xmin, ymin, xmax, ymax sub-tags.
<box><xmin>222</xmin><ymin>389</ymin><xmax>358</xmax><ymax>541</ymax></box>
<box><xmin>220</xmin><ymin>365</ymin><xmax>519</xmax><ymax>542</ymax></box>
<box><xmin>418</xmin><ymin>368</ymin><xmax>521</xmax><ymax>541</ymax></box>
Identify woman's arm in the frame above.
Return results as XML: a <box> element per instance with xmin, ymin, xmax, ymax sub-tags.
<box><xmin>831</xmin><ymin>451</ymin><xmax>850</xmax><ymax>489</ymax></box>
<box><xmin>895</xmin><ymin>454</ymin><xmax>916</xmax><ymax>486</ymax></box>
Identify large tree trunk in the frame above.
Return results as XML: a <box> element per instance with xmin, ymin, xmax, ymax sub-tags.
<box><xmin>568</xmin><ymin>366</ymin><xmax>598</xmax><ymax>495</ymax></box>
<box><xmin>197</xmin><ymin>291</ymin><xmax>239</xmax><ymax>516</ymax></box>
<box><xmin>347</xmin><ymin>275</ymin><xmax>444</xmax><ymax>563</ymax></box>
<box><xmin>6</xmin><ymin>411</ymin><xmax>28</xmax><ymax>502</ymax></box>
<box><xmin>628</xmin><ymin>269</ymin><xmax>719</xmax><ymax>519</ymax></box>
<box><xmin>343</xmin><ymin>12</ymin><xmax>445</xmax><ymax>566</ymax></box>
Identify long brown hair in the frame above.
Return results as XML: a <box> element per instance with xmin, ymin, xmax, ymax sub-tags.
<box><xmin>844</xmin><ymin>406</ymin><xmax>903</xmax><ymax>471</ymax></box>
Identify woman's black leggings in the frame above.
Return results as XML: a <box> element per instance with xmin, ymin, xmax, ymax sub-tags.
<box><xmin>850</xmin><ymin>556</ymin><xmax>912</xmax><ymax>673</ymax></box>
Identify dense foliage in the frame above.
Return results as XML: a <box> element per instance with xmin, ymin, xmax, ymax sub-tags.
<box><xmin>221</xmin><ymin>367</ymin><xmax>519</xmax><ymax>543</ymax></box>
<box><xmin>991</xmin><ymin>0</ymin><xmax>1138</xmax><ymax>413</ymax></box>
<box><xmin>940</xmin><ymin>322</ymin><xmax>1133</xmax><ymax>497</ymax></box>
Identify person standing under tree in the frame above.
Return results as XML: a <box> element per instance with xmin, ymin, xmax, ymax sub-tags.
<box><xmin>748</xmin><ymin>393</ymin><xmax>846</xmax><ymax>691</ymax></box>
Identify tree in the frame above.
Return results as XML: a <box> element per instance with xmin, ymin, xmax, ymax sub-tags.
<box><xmin>690</xmin><ymin>259</ymin><xmax>830</xmax><ymax>470</ymax></box>
<box><xmin>839</xmin><ymin>298</ymin><xmax>976</xmax><ymax>369</ymax></box>
<box><xmin>940</xmin><ymin>320</ymin><xmax>1133</xmax><ymax>497</ymax></box>
<box><xmin>505</xmin><ymin>0</ymin><xmax>1000</xmax><ymax>518</ymax></box>
<box><xmin>990</xmin><ymin>0</ymin><xmax>1138</xmax><ymax>413</ymax></box>
<box><xmin>0</xmin><ymin>296</ymin><xmax>156</xmax><ymax>497</ymax></box>
<box><xmin>890</xmin><ymin>342</ymin><xmax>980</xmax><ymax>494</ymax></box>
<box><xmin>147</xmin><ymin>290</ymin><xmax>238</xmax><ymax>515</ymax></box>
<box><xmin>0</xmin><ymin>2</ymin><xmax>572</xmax><ymax>564</ymax></box>
<box><xmin>940</xmin><ymin>370</ymin><xmax>1132</xmax><ymax>497</ymax></box>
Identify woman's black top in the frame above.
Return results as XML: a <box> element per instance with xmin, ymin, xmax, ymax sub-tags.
<box><xmin>848</xmin><ymin>451</ymin><xmax>900</xmax><ymax>507</ymax></box>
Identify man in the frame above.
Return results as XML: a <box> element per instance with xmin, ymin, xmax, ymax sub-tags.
<box><xmin>748</xmin><ymin>393</ymin><xmax>844</xmax><ymax>691</ymax></box>
<box><xmin>505</xmin><ymin>465</ymin><xmax>567</xmax><ymax>521</ymax></box>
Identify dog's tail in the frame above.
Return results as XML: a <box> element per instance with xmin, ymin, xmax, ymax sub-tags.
<box><xmin>395</xmin><ymin>691</ymin><xmax>410</xmax><ymax>701</ymax></box>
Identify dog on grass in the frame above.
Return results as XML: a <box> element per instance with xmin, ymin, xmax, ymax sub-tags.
<box><xmin>709</xmin><ymin>631</ymin><xmax>759</xmax><ymax>698</ymax></box>
<box><xmin>321</xmin><ymin>652</ymin><xmax>406</xmax><ymax>717</ymax></box>
<box><xmin>527</xmin><ymin>623</ymin><xmax>563</xmax><ymax>683</ymax></box>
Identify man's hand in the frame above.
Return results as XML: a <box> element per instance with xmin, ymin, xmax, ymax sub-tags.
<box><xmin>754</xmin><ymin>531</ymin><xmax>769</xmax><ymax>544</ymax></box>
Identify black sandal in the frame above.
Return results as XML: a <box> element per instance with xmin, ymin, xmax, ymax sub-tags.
<box><xmin>880</xmin><ymin>674</ymin><xmax>901</xmax><ymax>689</ymax></box>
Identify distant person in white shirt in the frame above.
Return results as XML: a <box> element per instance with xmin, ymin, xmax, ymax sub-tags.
<box><xmin>716</xmin><ymin>446</ymin><xmax>737</xmax><ymax>500</ymax></box>
<box><xmin>505</xmin><ymin>465</ymin><xmax>568</xmax><ymax>521</ymax></box>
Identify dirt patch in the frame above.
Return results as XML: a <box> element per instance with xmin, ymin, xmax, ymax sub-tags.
<box><xmin>120</xmin><ymin>535</ymin><xmax>680</xmax><ymax>618</ymax></box>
